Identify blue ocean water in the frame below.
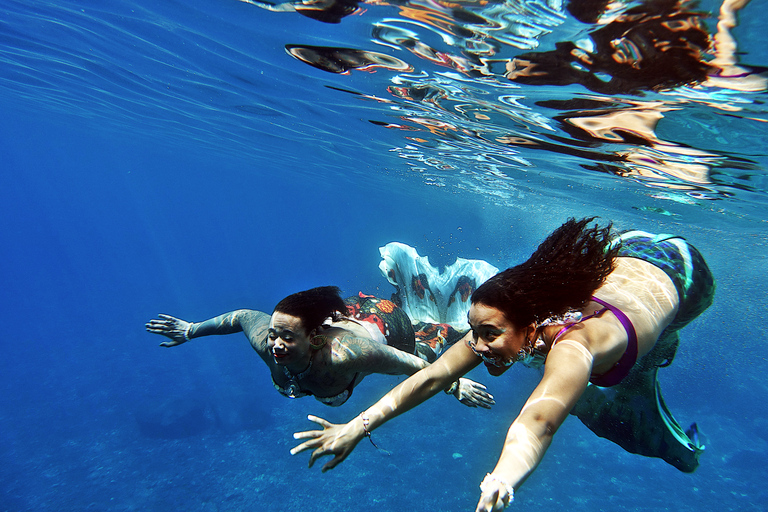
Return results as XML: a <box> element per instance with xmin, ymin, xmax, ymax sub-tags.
<box><xmin>1</xmin><ymin>0</ymin><xmax>767</xmax><ymax>510</ymax></box>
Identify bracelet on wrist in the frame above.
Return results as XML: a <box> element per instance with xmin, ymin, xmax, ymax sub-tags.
<box><xmin>444</xmin><ymin>380</ymin><xmax>459</xmax><ymax>395</ymax></box>
<box><xmin>183</xmin><ymin>323</ymin><xmax>193</xmax><ymax>342</ymax></box>
<box><xmin>480</xmin><ymin>473</ymin><xmax>515</xmax><ymax>508</ymax></box>
<box><xmin>360</xmin><ymin>412</ymin><xmax>391</xmax><ymax>455</ymax></box>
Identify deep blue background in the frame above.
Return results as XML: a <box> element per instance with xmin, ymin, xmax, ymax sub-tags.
<box><xmin>1</xmin><ymin>0</ymin><xmax>767</xmax><ymax>510</ymax></box>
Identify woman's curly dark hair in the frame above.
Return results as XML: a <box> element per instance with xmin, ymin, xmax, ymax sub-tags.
<box><xmin>472</xmin><ymin>217</ymin><xmax>620</xmax><ymax>327</ymax></box>
<box><xmin>273</xmin><ymin>286</ymin><xmax>347</xmax><ymax>333</ymax></box>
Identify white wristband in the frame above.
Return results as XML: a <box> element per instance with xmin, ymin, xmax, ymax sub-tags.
<box><xmin>480</xmin><ymin>473</ymin><xmax>515</xmax><ymax>508</ymax></box>
<box><xmin>183</xmin><ymin>323</ymin><xmax>193</xmax><ymax>342</ymax></box>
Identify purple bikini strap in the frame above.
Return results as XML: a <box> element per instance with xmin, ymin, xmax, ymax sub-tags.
<box><xmin>549</xmin><ymin>297</ymin><xmax>638</xmax><ymax>387</ymax></box>
<box><xmin>551</xmin><ymin>298</ymin><xmax>638</xmax><ymax>359</ymax></box>
<box><xmin>590</xmin><ymin>297</ymin><xmax>637</xmax><ymax>346</ymax></box>
<box><xmin>588</xmin><ymin>296</ymin><xmax>638</xmax><ymax>387</ymax></box>
<box><xmin>552</xmin><ymin>303</ymin><xmax>607</xmax><ymax>342</ymax></box>
<box><xmin>553</xmin><ymin>297</ymin><xmax>635</xmax><ymax>336</ymax></box>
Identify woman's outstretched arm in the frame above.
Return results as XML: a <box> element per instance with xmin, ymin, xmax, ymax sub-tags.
<box><xmin>145</xmin><ymin>309</ymin><xmax>269</xmax><ymax>347</ymax></box>
<box><xmin>475</xmin><ymin>339</ymin><xmax>593</xmax><ymax>511</ymax></box>
<box><xmin>290</xmin><ymin>336</ymin><xmax>482</xmax><ymax>471</ymax></box>
<box><xmin>338</xmin><ymin>334</ymin><xmax>494</xmax><ymax>408</ymax></box>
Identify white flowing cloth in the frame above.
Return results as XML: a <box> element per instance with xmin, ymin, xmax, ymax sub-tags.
<box><xmin>379</xmin><ymin>242</ymin><xmax>499</xmax><ymax>329</ymax></box>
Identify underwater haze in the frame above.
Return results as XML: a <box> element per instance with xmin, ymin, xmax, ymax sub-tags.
<box><xmin>1</xmin><ymin>0</ymin><xmax>767</xmax><ymax>510</ymax></box>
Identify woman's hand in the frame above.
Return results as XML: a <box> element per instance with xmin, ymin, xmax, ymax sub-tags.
<box><xmin>452</xmin><ymin>378</ymin><xmax>496</xmax><ymax>408</ymax></box>
<box><xmin>290</xmin><ymin>415</ymin><xmax>365</xmax><ymax>472</ymax></box>
<box><xmin>145</xmin><ymin>314</ymin><xmax>193</xmax><ymax>347</ymax></box>
<box><xmin>475</xmin><ymin>487</ymin><xmax>509</xmax><ymax>512</ymax></box>
<box><xmin>476</xmin><ymin>473</ymin><xmax>514</xmax><ymax>511</ymax></box>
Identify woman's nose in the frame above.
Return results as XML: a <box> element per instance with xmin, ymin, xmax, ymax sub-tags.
<box><xmin>474</xmin><ymin>339</ymin><xmax>490</xmax><ymax>354</ymax></box>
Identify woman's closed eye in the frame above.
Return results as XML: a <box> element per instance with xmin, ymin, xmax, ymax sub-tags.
<box><xmin>268</xmin><ymin>329</ymin><xmax>294</xmax><ymax>342</ymax></box>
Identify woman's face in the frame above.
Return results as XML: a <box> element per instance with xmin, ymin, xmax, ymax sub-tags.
<box><xmin>467</xmin><ymin>303</ymin><xmax>529</xmax><ymax>376</ymax></box>
<box><xmin>268</xmin><ymin>312</ymin><xmax>312</xmax><ymax>366</ymax></box>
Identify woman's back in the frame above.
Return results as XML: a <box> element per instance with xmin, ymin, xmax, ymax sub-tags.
<box><xmin>580</xmin><ymin>257</ymin><xmax>680</xmax><ymax>370</ymax></box>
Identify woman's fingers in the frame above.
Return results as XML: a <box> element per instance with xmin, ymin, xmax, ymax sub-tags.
<box><xmin>149</xmin><ymin>315</ymin><xmax>180</xmax><ymax>328</ymax></box>
<box><xmin>292</xmin><ymin>435</ymin><xmax>339</xmax><ymax>469</ymax></box>
<box><xmin>477</xmin><ymin>391</ymin><xmax>496</xmax><ymax>408</ymax></box>
<box><xmin>291</xmin><ymin>415</ymin><xmax>336</xmax><ymax>456</ymax></box>
<box><xmin>321</xmin><ymin>453</ymin><xmax>346</xmax><ymax>473</ymax></box>
<box><xmin>467</xmin><ymin>384</ymin><xmax>495</xmax><ymax>404</ymax></box>
<box><xmin>290</xmin><ymin>437</ymin><xmax>321</xmax><ymax>456</ymax></box>
<box><xmin>146</xmin><ymin>315</ymin><xmax>190</xmax><ymax>343</ymax></box>
<box><xmin>291</xmin><ymin>415</ymin><xmax>334</xmax><ymax>442</ymax></box>
<box><xmin>146</xmin><ymin>319</ymin><xmax>174</xmax><ymax>331</ymax></box>
<box><xmin>308</xmin><ymin>446</ymin><xmax>328</xmax><ymax>468</ymax></box>
<box><xmin>457</xmin><ymin>379</ymin><xmax>495</xmax><ymax>409</ymax></box>
<box><xmin>306</xmin><ymin>415</ymin><xmax>333</xmax><ymax>428</ymax></box>
<box><xmin>291</xmin><ymin>415</ymin><xmax>356</xmax><ymax>472</ymax></box>
<box><xmin>291</xmin><ymin>428</ymin><xmax>325</xmax><ymax>454</ymax></box>
<box><xmin>292</xmin><ymin>430</ymin><xmax>321</xmax><ymax>441</ymax></box>
<box><xmin>475</xmin><ymin>488</ymin><xmax>501</xmax><ymax>512</ymax></box>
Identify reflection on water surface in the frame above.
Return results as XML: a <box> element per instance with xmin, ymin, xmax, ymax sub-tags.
<box><xmin>1</xmin><ymin>0</ymin><xmax>766</xmax><ymax>220</ymax></box>
<box><xmin>264</xmin><ymin>0</ymin><xmax>767</xmax><ymax>211</ymax></box>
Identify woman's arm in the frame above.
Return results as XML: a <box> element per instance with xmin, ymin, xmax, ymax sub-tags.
<box><xmin>476</xmin><ymin>339</ymin><xmax>593</xmax><ymax>511</ymax></box>
<box><xmin>291</xmin><ymin>338</ymin><xmax>482</xmax><ymax>471</ymax></box>
<box><xmin>337</xmin><ymin>333</ymin><xmax>430</xmax><ymax>375</ymax></box>
<box><xmin>145</xmin><ymin>309</ymin><xmax>267</xmax><ymax>347</ymax></box>
<box><xmin>340</xmin><ymin>334</ymin><xmax>494</xmax><ymax>408</ymax></box>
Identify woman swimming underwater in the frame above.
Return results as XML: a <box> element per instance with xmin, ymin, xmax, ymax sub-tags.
<box><xmin>291</xmin><ymin>218</ymin><xmax>714</xmax><ymax>510</ymax></box>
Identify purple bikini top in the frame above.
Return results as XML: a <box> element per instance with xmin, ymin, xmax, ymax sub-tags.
<box><xmin>553</xmin><ymin>296</ymin><xmax>638</xmax><ymax>387</ymax></box>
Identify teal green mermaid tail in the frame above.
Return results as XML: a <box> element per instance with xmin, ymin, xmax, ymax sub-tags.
<box><xmin>571</xmin><ymin>233</ymin><xmax>712</xmax><ymax>471</ymax></box>
<box><xmin>571</xmin><ymin>330</ymin><xmax>704</xmax><ymax>472</ymax></box>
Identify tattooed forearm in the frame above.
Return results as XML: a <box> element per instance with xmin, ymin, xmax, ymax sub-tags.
<box><xmin>339</xmin><ymin>334</ymin><xmax>429</xmax><ymax>376</ymax></box>
<box><xmin>189</xmin><ymin>310</ymin><xmax>249</xmax><ymax>338</ymax></box>
<box><xmin>241</xmin><ymin>311</ymin><xmax>271</xmax><ymax>348</ymax></box>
